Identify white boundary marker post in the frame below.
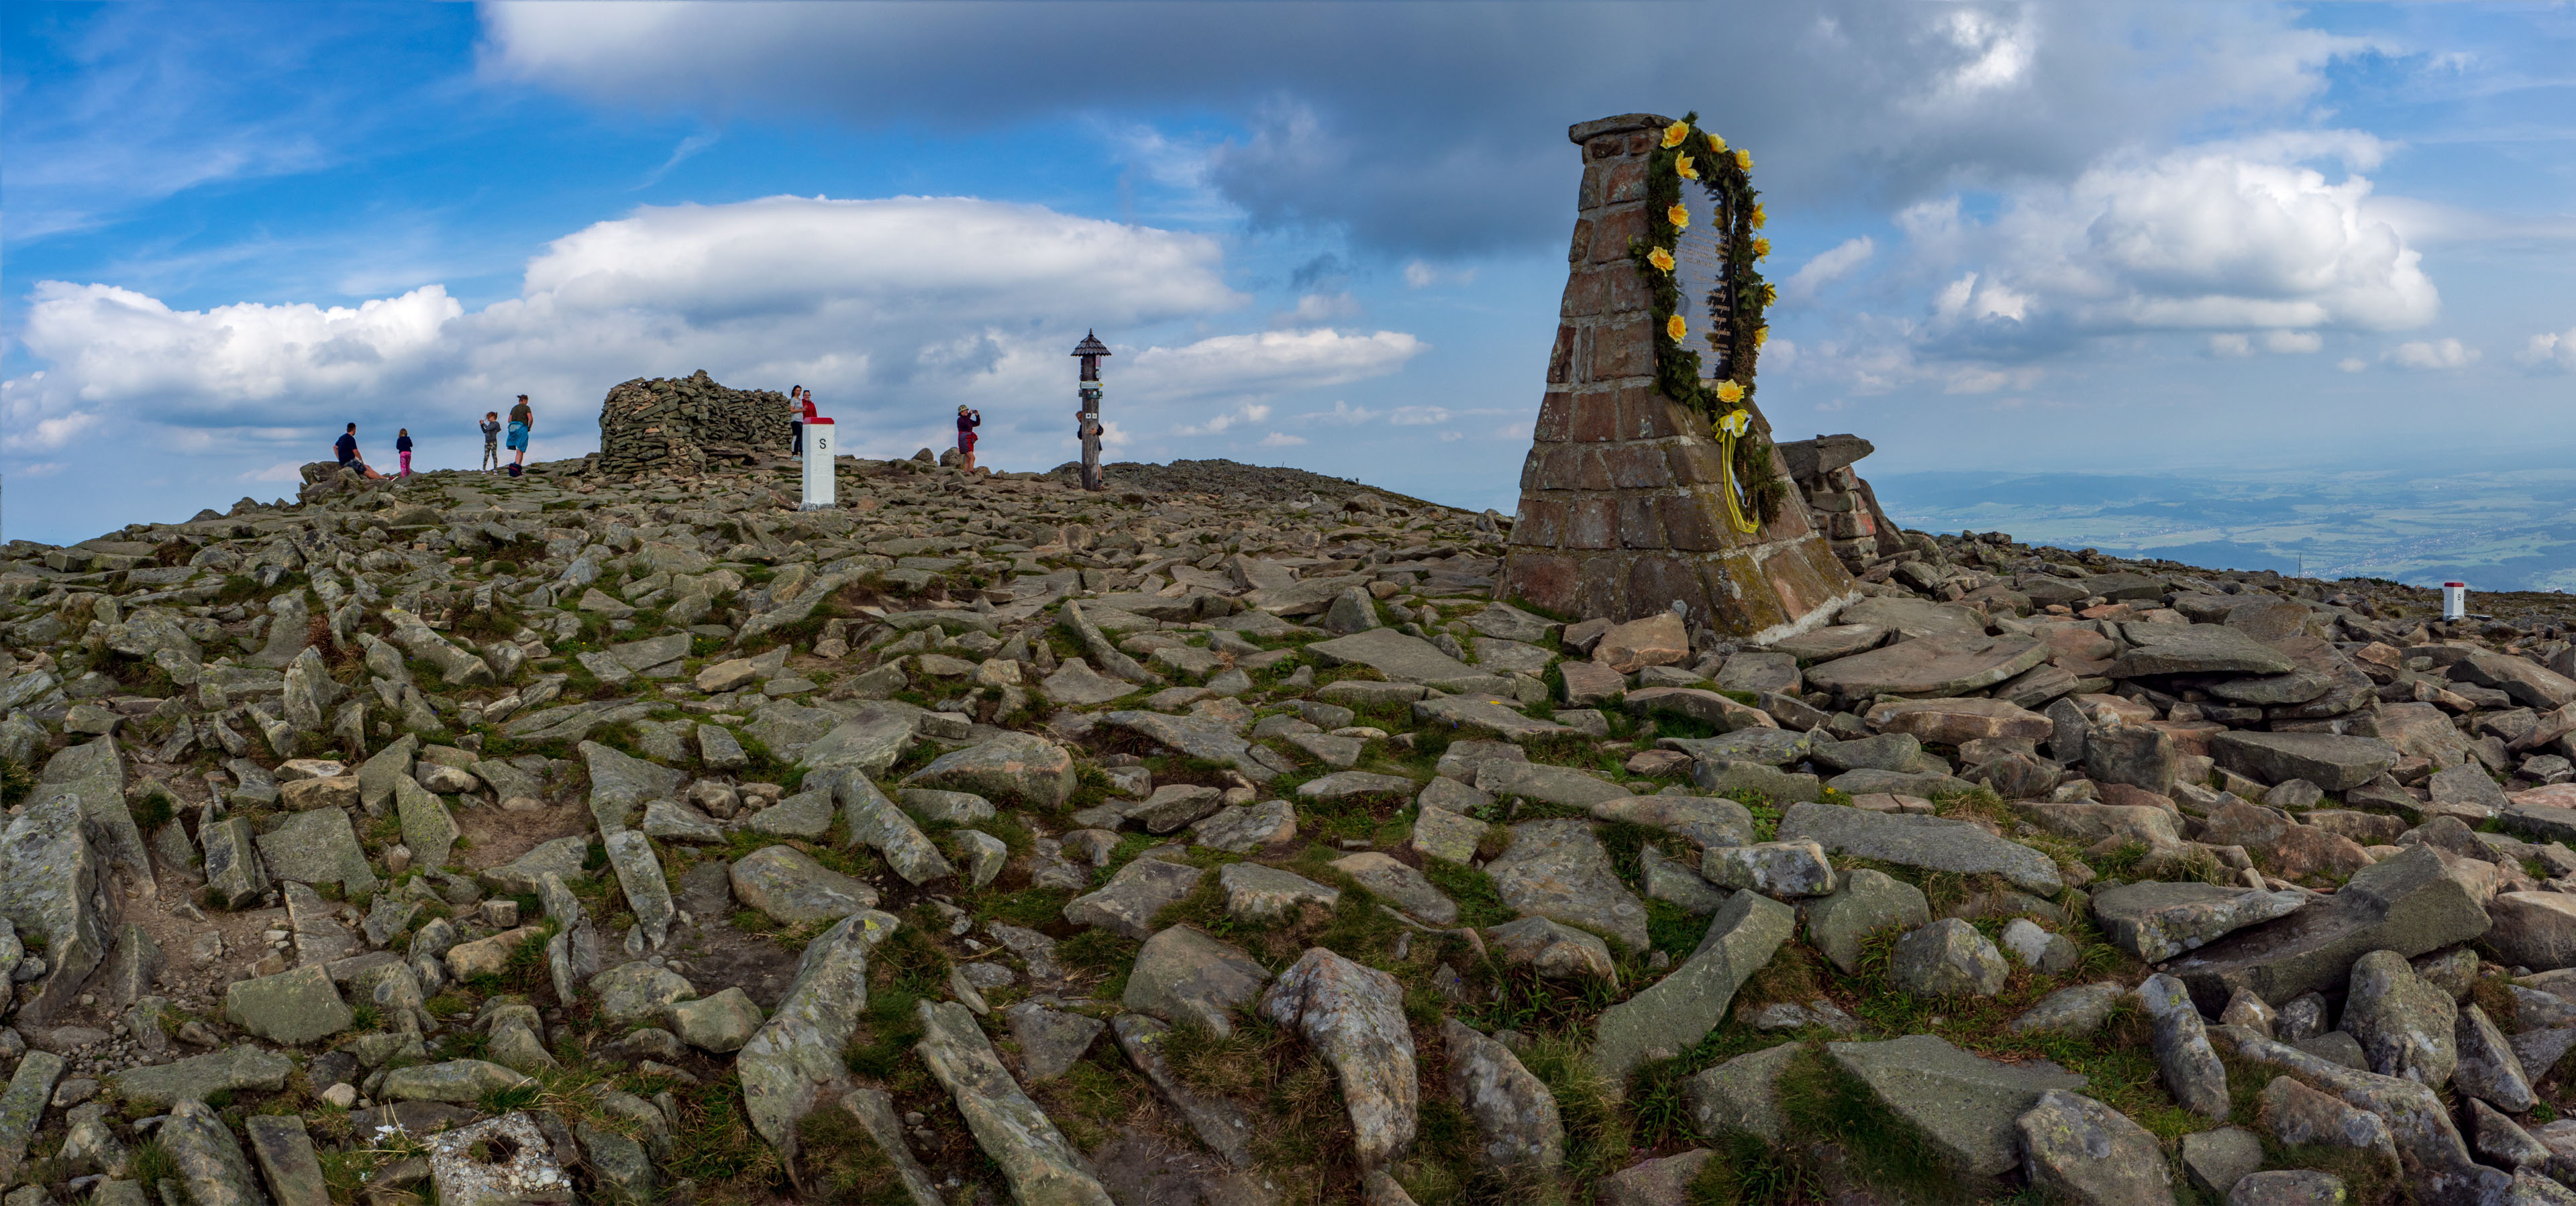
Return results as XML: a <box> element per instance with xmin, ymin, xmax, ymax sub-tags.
<box><xmin>801</xmin><ymin>418</ymin><xmax>836</xmax><ymax>510</ymax></box>
<box><xmin>2442</xmin><ymin>581</ymin><xmax>2467</xmax><ymax>620</ymax></box>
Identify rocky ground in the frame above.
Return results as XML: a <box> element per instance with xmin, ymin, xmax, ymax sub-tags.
<box><xmin>1</xmin><ymin>450</ymin><xmax>2574</xmax><ymax>1206</ymax></box>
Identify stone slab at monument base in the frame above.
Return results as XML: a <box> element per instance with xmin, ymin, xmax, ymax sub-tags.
<box><xmin>1496</xmin><ymin>111</ymin><xmax>1859</xmax><ymax>643</ymax></box>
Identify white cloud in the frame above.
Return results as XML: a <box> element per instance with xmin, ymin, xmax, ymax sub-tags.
<box><xmin>1257</xmin><ymin>431</ymin><xmax>1307</xmax><ymax>447</ymax></box>
<box><xmin>1295</xmin><ymin>400</ymin><xmax>1383</xmax><ymax>426</ymax></box>
<box><xmin>1779</xmin><ymin>237</ymin><xmax>1876</xmax><ymax>306</ymax></box>
<box><xmin>1271</xmin><ymin>292</ymin><xmax>1361</xmax><ymax>327</ymax></box>
<box><xmin>2209</xmin><ymin>333</ymin><xmax>2254</xmax><ymax>358</ymax></box>
<box><xmin>1401</xmin><ymin>261</ymin><xmax>1478</xmax><ymax>289</ymax></box>
<box><xmin>240</xmin><ymin>461</ymin><xmax>307</xmax><ymax>482</ymax></box>
<box><xmin>1171</xmin><ymin>402</ymin><xmax>1272</xmax><ymax>437</ymax></box>
<box><xmin>2518</xmin><ymin>327</ymin><xmax>2576</xmax><ymax>373</ymax></box>
<box><xmin>2338</xmin><ymin>357</ymin><xmax>2369</xmax><ymax>373</ymax></box>
<box><xmin>2211</xmin><ymin>330</ymin><xmax>2320</xmax><ymax>358</ymax></box>
<box><xmin>1386</xmin><ymin>406</ymin><xmax>1451</xmax><ymax>426</ymax></box>
<box><xmin>1912</xmin><ymin>142</ymin><xmax>2437</xmax><ymax>351</ymax></box>
<box><xmin>1438</xmin><ymin>431</ymin><xmax>1464</xmax><ymax>442</ymax></box>
<box><xmin>2265</xmin><ymin>330</ymin><xmax>2322</xmax><ymax>353</ymax></box>
<box><xmin>2388</xmin><ymin>337</ymin><xmax>2478</xmax><ymax>370</ymax></box>
<box><xmin>7</xmin><ymin>195</ymin><xmax>1423</xmax><ymax>472</ymax></box>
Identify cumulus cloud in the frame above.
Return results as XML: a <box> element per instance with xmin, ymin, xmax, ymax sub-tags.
<box><xmin>1257</xmin><ymin>431</ymin><xmax>1308</xmax><ymax>447</ymax></box>
<box><xmin>2387</xmin><ymin>337</ymin><xmax>2478</xmax><ymax>370</ymax></box>
<box><xmin>2519</xmin><ymin>327</ymin><xmax>2576</xmax><ymax>373</ymax></box>
<box><xmin>1907</xmin><ymin>142</ymin><xmax>2436</xmax><ymax>358</ymax></box>
<box><xmin>5</xmin><ymin>195</ymin><xmax>1423</xmax><ymax>470</ymax></box>
<box><xmin>1780</xmin><ymin>237</ymin><xmax>1876</xmax><ymax>306</ymax></box>
<box><xmin>479</xmin><ymin>1</ymin><xmax>2362</xmax><ymax>256</ymax></box>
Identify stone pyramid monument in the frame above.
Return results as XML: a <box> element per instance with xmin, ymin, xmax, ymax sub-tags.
<box><xmin>1498</xmin><ymin>113</ymin><xmax>1858</xmax><ymax>643</ymax></box>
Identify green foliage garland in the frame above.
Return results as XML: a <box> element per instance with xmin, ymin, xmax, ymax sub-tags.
<box><xmin>1626</xmin><ymin>111</ymin><xmax>1786</xmax><ymax>528</ymax></box>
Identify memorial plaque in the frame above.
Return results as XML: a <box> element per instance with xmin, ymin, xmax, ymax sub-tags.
<box><xmin>1671</xmin><ymin>185</ymin><xmax>1733</xmax><ymax>380</ymax></box>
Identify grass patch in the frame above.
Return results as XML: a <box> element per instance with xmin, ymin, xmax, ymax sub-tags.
<box><xmin>1419</xmin><ymin>860</ymin><xmax>1514</xmax><ymax>929</ymax></box>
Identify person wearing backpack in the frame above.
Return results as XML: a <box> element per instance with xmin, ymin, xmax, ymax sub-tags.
<box><xmin>507</xmin><ymin>394</ymin><xmax>533</xmax><ymax>476</ymax></box>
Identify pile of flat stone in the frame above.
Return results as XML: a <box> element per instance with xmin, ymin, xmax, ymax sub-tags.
<box><xmin>595</xmin><ymin>370</ymin><xmax>794</xmax><ymax>479</ymax></box>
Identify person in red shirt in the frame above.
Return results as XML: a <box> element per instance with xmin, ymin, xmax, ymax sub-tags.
<box><xmin>956</xmin><ymin>405</ymin><xmax>982</xmax><ymax>473</ymax></box>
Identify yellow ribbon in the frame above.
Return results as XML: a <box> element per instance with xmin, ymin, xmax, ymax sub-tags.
<box><xmin>1714</xmin><ymin>408</ymin><xmax>1760</xmax><ymax>533</ymax></box>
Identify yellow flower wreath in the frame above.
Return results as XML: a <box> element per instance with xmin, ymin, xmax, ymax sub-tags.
<box><xmin>1647</xmin><ymin>246</ymin><xmax>1676</xmax><ymax>273</ymax></box>
<box><xmin>1667</xmin><ymin>203</ymin><xmax>1690</xmax><ymax>229</ymax></box>
<box><xmin>1661</xmin><ymin>119</ymin><xmax>1690</xmax><ymax>148</ymax></box>
<box><xmin>1666</xmin><ymin>314</ymin><xmax>1688</xmax><ymax>341</ymax></box>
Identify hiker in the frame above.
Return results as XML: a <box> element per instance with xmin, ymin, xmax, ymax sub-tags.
<box><xmin>956</xmin><ymin>405</ymin><xmax>982</xmax><ymax>473</ymax></box>
<box><xmin>333</xmin><ymin>423</ymin><xmax>386</xmax><ymax>480</ymax></box>
<box><xmin>789</xmin><ymin>385</ymin><xmax>805</xmax><ymax>455</ymax></box>
<box><xmin>480</xmin><ymin>411</ymin><xmax>502</xmax><ymax>472</ymax></box>
<box><xmin>396</xmin><ymin>428</ymin><xmax>415</xmax><ymax>478</ymax></box>
<box><xmin>507</xmin><ymin>394</ymin><xmax>533</xmax><ymax>477</ymax></box>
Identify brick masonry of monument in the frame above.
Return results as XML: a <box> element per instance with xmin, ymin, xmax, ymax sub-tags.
<box><xmin>1498</xmin><ymin>113</ymin><xmax>1859</xmax><ymax>641</ymax></box>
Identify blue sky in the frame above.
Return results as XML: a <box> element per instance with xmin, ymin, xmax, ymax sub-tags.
<box><xmin>4</xmin><ymin>1</ymin><xmax>2572</xmax><ymax>547</ymax></box>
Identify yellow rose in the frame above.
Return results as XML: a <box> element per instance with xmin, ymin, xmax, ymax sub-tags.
<box><xmin>1752</xmin><ymin>237</ymin><xmax>1771</xmax><ymax>260</ymax></box>
<box><xmin>1666</xmin><ymin>314</ymin><xmax>1688</xmax><ymax>341</ymax></box>
<box><xmin>1754</xmin><ymin>325</ymin><xmax>1770</xmax><ymax>348</ymax></box>
<box><xmin>1763</xmin><ymin>282</ymin><xmax>1780</xmax><ymax>305</ymax></box>
<box><xmin>1676</xmin><ymin>153</ymin><xmax>1698</xmax><ymax>180</ymax></box>
<box><xmin>1735</xmin><ymin>148</ymin><xmax>1753</xmax><ymax>171</ymax></box>
<box><xmin>1706</xmin><ymin>133</ymin><xmax>1729</xmax><ymax>154</ymax></box>
<box><xmin>1667</xmin><ymin>204</ymin><xmax>1690</xmax><ymax>230</ymax></box>
<box><xmin>1662</xmin><ymin>119</ymin><xmax>1690</xmax><ymax>148</ymax></box>
<box><xmin>1751</xmin><ymin>203</ymin><xmax>1767</xmax><ymax>229</ymax></box>
<box><xmin>1647</xmin><ymin>246</ymin><xmax>1676</xmax><ymax>273</ymax></box>
<box><xmin>1716</xmin><ymin>380</ymin><xmax>1745</xmax><ymax>404</ymax></box>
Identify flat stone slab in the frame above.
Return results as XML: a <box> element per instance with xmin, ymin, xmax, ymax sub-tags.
<box><xmin>2109</xmin><ymin>624</ymin><xmax>2296</xmax><ymax>677</ymax></box>
<box><xmin>1660</xmin><ymin>728</ymin><xmax>1812</xmax><ymax>767</ymax></box>
<box><xmin>1486</xmin><ymin>818</ymin><xmax>1649</xmax><ymax>952</ymax></box>
<box><xmin>1465</xmin><ymin>603</ymin><xmax>1561</xmax><ymax>644</ymax></box>
<box><xmin>1039</xmin><ymin>659</ymin><xmax>1137</xmax><ymax>706</ymax></box>
<box><xmin>1410</xmin><ymin>696</ymin><xmax>1579</xmax><ymax>743</ymax></box>
<box><xmin>2166</xmin><ymin>844</ymin><xmax>2491</xmax><ymax>1012</ymax></box>
<box><xmin>2212</xmin><ymin>730</ymin><xmax>2401</xmax><ymax>792</ymax></box>
<box><xmin>1297</xmin><ymin>771</ymin><xmax>1416</xmax><ymax>800</ymax></box>
<box><xmin>1123</xmin><ymin>926</ymin><xmax>1272</xmax><ymax>1037</ymax></box>
<box><xmin>730</xmin><ymin>844</ymin><xmax>880</xmax><ymax>925</ymax></box>
<box><xmin>1306</xmin><ymin>628</ymin><xmax>1475</xmax><ymax>683</ymax></box>
<box><xmin>110</xmin><ymin>1047</ymin><xmax>295</xmax><ymax>1109</ymax></box>
<box><xmin>1474</xmin><ymin>761</ymin><xmax>1633</xmax><ymax>808</ymax></box>
<box><xmin>2092</xmin><ymin>881</ymin><xmax>2308</xmax><ymax>963</ymax></box>
<box><xmin>1841</xmin><ymin>597</ymin><xmax>1990</xmax><ymax>641</ymax></box>
<box><xmin>254</xmin><ymin>808</ymin><xmax>379</xmax><ymax>897</ymax></box>
<box><xmin>1764</xmin><ymin>623</ymin><xmax>1889</xmax><ymax>661</ymax></box>
<box><xmin>1592</xmin><ymin>893</ymin><xmax>1795</xmax><ymax>1086</ymax></box>
<box><xmin>1828</xmin><ymin>1034</ymin><xmax>2085</xmax><ymax>1178</ymax></box>
<box><xmin>1776</xmin><ymin>802</ymin><xmax>2062</xmax><ymax>895</ymax></box>
<box><xmin>1804</xmin><ymin>634</ymin><xmax>2049</xmax><ymax>700</ymax></box>
<box><xmin>1065</xmin><ymin>857</ymin><xmax>1204</xmax><ymax>941</ymax></box>
<box><xmin>1096</xmin><ymin>712</ymin><xmax>1270</xmax><ymax>781</ymax></box>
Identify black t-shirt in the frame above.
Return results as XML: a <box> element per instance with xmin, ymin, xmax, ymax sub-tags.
<box><xmin>397</xmin><ymin>435</ymin><xmax>413</xmax><ymax>452</ymax></box>
<box><xmin>335</xmin><ymin>433</ymin><xmax>358</xmax><ymax>463</ymax></box>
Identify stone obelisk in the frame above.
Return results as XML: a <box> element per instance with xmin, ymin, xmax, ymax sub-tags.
<box><xmin>1497</xmin><ymin>113</ymin><xmax>1857</xmax><ymax>643</ymax></box>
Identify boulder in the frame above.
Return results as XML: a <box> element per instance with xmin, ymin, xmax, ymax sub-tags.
<box><xmin>1329</xmin><ymin>853</ymin><xmax>1457</xmax><ymax>926</ymax></box>
<box><xmin>914</xmin><ymin>998</ymin><xmax>1117</xmax><ymax>1205</ymax></box>
<box><xmin>2015</xmin><ymin>1090</ymin><xmax>2176</xmax><ymax>1206</ymax></box>
<box><xmin>1865</xmin><ymin>698</ymin><xmax>2052</xmax><ymax>745</ymax></box>
<box><xmin>156</xmin><ymin>1099</ymin><xmax>271</xmax><ymax>1206</ymax></box>
<box><xmin>1804</xmin><ymin>868</ymin><xmax>1930</xmax><ymax>974</ymax></box>
<box><xmin>1701</xmin><ymin>840</ymin><xmax>1836</xmax><ymax>899</ymax></box>
<box><xmin>0</xmin><ymin>797</ymin><xmax>109</xmax><ymax>1024</ymax></box>
<box><xmin>1064</xmin><ymin>857</ymin><xmax>1203</xmax><ymax>941</ymax></box>
<box><xmin>2011</xmin><ymin>983</ymin><xmax>2130</xmax><ymax>1036</ymax></box>
<box><xmin>729</xmin><ymin>845</ymin><xmax>880</xmax><ymax>925</ymax></box>
<box><xmin>2109</xmin><ymin>624</ymin><xmax>2296</xmax><ymax>677</ymax></box>
<box><xmin>1486</xmin><ymin>916</ymin><xmax>1617</xmax><ymax>982</ymax></box>
<box><xmin>1218</xmin><ymin>862</ymin><xmax>1339</xmax><ymax>921</ymax></box>
<box><xmin>1804</xmin><ymin>633</ymin><xmax>2049</xmax><ymax>700</ymax></box>
<box><xmin>109</xmin><ymin>1046</ymin><xmax>295</xmax><ymax>1109</ymax></box>
<box><xmin>2091</xmin><ymin>882</ymin><xmax>2306</xmax><ymax>963</ymax></box>
<box><xmin>1442</xmin><ymin>1019</ymin><xmax>1563</xmax><ymax>1170</ymax></box>
<box><xmin>2210</xmin><ymin>731</ymin><xmax>2400</xmax><ymax>792</ymax></box>
<box><xmin>2219</xmin><ymin>1028</ymin><xmax>2481</xmax><ymax>1203</ymax></box>
<box><xmin>1777</xmin><ymin>802</ymin><xmax>2063</xmax><ymax>895</ymax></box>
<box><xmin>1827</xmin><ymin>1034</ymin><xmax>2085</xmax><ymax>1178</ymax></box>
<box><xmin>2139</xmin><ymin>974</ymin><xmax>2230</xmax><ymax>1119</ymax></box>
<box><xmin>1259</xmin><ymin>948</ymin><xmax>1418</xmax><ymax>1168</ymax></box>
<box><xmin>2487</xmin><ymin>892</ymin><xmax>2576</xmax><ymax>970</ymax></box>
<box><xmin>2455</xmin><ymin>1002</ymin><xmax>2534</xmax><ymax>1112</ymax></box>
<box><xmin>1485</xmin><ymin>818</ymin><xmax>1649</xmax><ymax>951</ymax></box>
<box><xmin>2168</xmin><ymin>845</ymin><xmax>2491</xmax><ymax>1011</ymax></box>
<box><xmin>1593</xmin><ymin>613</ymin><xmax>1690</xmax><ymax>674</ymax></box>
<box><xmin>1687</xmin><ymin>1042</ymin><xmax>1799</xmax><ymax>1145</ymax></box>
<box><xmin>223</xmin><ymin>965</ymin><xmax>352</xmax><ymax>1044</ymax></box>
<box><xmin>1591</xmin><ymin>892</ymin><xmax>1796</xmax><ymax>1087</ymax></box>
<box><xmin>831</xmin><ymin>771</ymin><xmax>956</xmax><ymax>885</ymax></box>
<box><xmin>1109</xmin><ymin>1014</ymin><xmax>1258</xmax><ymax>1170</ymax></box>
<box><xmin>900</xmin><ymin>732</ymin><xmax>1074</xmax><ymax>808</ymax></box>
<box><xmin>2344</xmin><ymin>949</ymin><xmax>2458</xmax><ymax>1088</ymax></box>
<box><xmin>737</xmin><ymin>910</ymin><xmax>900</xmax><ymax>1160</ymax></box>
<box><xmin>1892</xmin><ymin>918</ymin><xmax>2008</xmax><ymax>997</ymax></box>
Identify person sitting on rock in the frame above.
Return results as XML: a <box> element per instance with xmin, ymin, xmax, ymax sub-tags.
<box><xmin>333</xmin><ymin>423</ymin><xmax>387</xmax><ymax>480</ymax></box>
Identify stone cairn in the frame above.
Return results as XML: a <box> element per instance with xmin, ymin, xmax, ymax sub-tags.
<box><xmin>595</xmin><ymin>370</ymin><xmax>792</xmax><ymax>478</ymax></box>
<box><xmin>1775</xmin><ymin>433</ymin><xmax>1904</xmax><ymax>571</ymax></box>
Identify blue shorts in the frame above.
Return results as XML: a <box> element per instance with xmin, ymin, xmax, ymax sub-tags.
<box><xmin>506</xmin><ymin>422</ymin><xmax>529</xmax><ymax>450</ymax></box>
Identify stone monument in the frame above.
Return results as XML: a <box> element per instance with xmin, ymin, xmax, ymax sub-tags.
<box><xmin>1498</xmin><ymin>113</ymin><xmax>1858</xmax><ymax>641</ymax></box>
<box><xmin>594</xmin><ymin>370</ymin><xmax>794</xmax><ymax>478</ymax></box>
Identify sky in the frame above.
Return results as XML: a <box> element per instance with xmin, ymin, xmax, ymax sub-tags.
<box><xmin>4</xmin><ymin>1</ymin><xmax>2573</xmax><ymax>548</ymax></box>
